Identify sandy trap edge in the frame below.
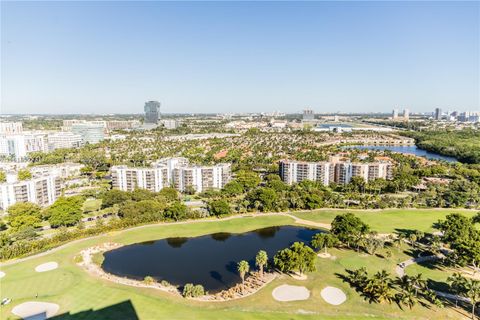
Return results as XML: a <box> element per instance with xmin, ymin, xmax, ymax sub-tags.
<box><xmin>35</xmin><ymin>262</ymin><xmax>58</xmax><ymax>273</ymax></box>
<box><xmin>12</xmin><ymin>301</ymin><xmax>60</xmax><ymax>320</ymax></box>
<box><xmin>272</xmin><ymin>284</ymin><xmax>310</xmax><ymax>302</ymax></box>
<box><xmin>320</xmin><ymin>286</ymin><xmax>347</xmax><ymax>305</ymax></box>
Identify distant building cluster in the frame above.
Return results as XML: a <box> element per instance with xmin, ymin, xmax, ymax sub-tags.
<box><xmin>279</xmin><ymin>156</ymin><xmax>393</xmax><ymax>186</ymax></box>
<box><xmin>111</xmin><ymin>157</ymin><xmax>232</xmax><ymax>193</ymax></box>
<box><xmin>0</xmin><ymin>163</ymin><xmax>84</xmax><ymax>210</ymax></box>
<box><xmin>303</xmin><ymin>109</ymin><xmax>315</xmax><ymax>121</ymax></box>
<box><xmin>391</xmin><ymin>108</ymin><xmax>409</xmax><ymax>121</ymax></box>
<box><xmin>433</xmin><ymin>108</ymin><xmax>480</xmax><ymax>123</ymax></box>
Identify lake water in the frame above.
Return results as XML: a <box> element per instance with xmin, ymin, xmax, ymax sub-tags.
<box><xmin>344</xmin><ymin>145</ymin><xmax>457</xmax><ymax>162</ymax></box>
<box><xmin>101</xmin><ymin>226</ymin><xmax>321</xmax><ymax>292</ymax></box>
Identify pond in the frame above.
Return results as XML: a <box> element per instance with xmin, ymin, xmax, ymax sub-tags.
<box><xmin>343</xmin><ymin>145</ymin><xmax>457</xmax><ymax>162</ymax></box>
<box><xmin>101</xmin><ymin>226</ymin><xmax>321</xmax><ymax>292</ymax></box>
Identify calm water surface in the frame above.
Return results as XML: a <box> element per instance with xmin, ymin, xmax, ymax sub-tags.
<box><xmin>344</xmin><ymin>145</ymin><xmax>457</xmax><ymax>162</ymax></box>
<box><xmin>102</xmin><ymin>226</ymin><xmax>321</xmax><ymax>292</ymax></box>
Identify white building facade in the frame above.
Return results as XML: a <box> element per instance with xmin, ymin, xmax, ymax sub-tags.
<box><xmin>111</xmin><ymin>158</ymin><xmax>231</xmax><ymax>193</ymax></box>
<box><xmin>0</xmin><ymin>174</ymin><xmax>61</xmax><ymax>210</ymax></box>
<box><xmin>279</xmin><ymin>159</ymin><xmax>393</xmax><ymax>186</ymax></box>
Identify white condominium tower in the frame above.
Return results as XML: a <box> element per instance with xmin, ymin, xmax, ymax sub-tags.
<box><xmin>111</xmin><ymin>157</ymin><xmax>231</xmax><ymax>193</ymax></box>
<box><xmin>279</xmin><ymin>160</ymin><xmax>334</xmax><ymax>185</ymax></box>
<box><xmin>0</xmin><ymin>173</ymin><xmax>61</xmax><ymax>210</ymax></box>
<box><xmin>279</xmin><ymin>159</ymin><xmax>393</xmax><ymax>186</ymax></box>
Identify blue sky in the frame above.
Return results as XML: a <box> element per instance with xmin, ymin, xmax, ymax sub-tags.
<box><xmin>1</xmin><ymin>1</ymin><xmax>479</xmax><ymax>114</ymax></box>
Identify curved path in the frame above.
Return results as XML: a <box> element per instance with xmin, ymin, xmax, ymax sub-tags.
<box><xmin>396</xmin><ymin>254</ymin><xmax>470</xmax><ymax>303</ymax></box>
<box><xmin>0</xmin><ymin>212</ymin><xmax>330</xmax><ymax>267</ymax></box>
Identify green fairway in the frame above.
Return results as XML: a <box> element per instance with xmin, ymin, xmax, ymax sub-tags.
<box><xmin>0</xmin><ymin>214</ymin><xmax>471</xmax><ymax>320</ymax></box>
<box><xmin>291</xmin><ymin>208</ymin><xmax>478</xmax><ymax>233</ymax></box>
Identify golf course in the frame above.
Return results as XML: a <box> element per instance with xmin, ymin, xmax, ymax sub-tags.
<box><xmin>0</xmin><ymin>209</ymin><xmax>477</xmax><ymax>320</ymax></box>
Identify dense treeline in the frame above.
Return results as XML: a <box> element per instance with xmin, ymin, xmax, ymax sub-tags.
<box><xmin>405</xmin><ymin>129</ymin><xmax>480</xmax><ymax>164</ymax></box>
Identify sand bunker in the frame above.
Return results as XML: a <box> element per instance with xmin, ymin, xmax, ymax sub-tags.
<box><xmin>0</xmin><ymin>271</ymin><xmax>5</xmax><ymax>278</ymax></box>
<box><xmin>35</xmin><ymin>262</ymin><xmax>58</xmax><ymax>273</ymax></box>
<box><xmin>317</xmin><ymin>252</ymin><xmax>331</xmax><ymax>259</ymax></box>
<box><xmin>272</xmin><ymin>284</ymin><xmax>310</xmax><ymax>302</ymax></box>
<box><xmin>12</xmin><ymin>301</ymin><xmax>59</xmax><ymax>320</ymax></box>
<box><xmin>320</xmin><ymin>286</ymin><xmax>347</xmax><ymax>305</ymax></box>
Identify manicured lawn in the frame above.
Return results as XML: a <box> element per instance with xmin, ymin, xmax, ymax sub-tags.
<box><xmin>0</xmin><ymin>214</ymin><xmax>471</xmax><ymax>319</ymax></box>
<box><xmin>82</xmin><ymin>199</ymin><xmax>102</xmax><ymax>213</ymax></box>
<box><xmin>291</xmin><ymin>208</ymin><xmax>478</xmax><ymax>233</ymax></box>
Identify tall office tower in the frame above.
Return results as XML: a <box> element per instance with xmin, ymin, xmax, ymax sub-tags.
<box><xmin>302</xmin><ymin>109</ymin><xmax>315</xmax><ymax>121</ymax></box>
<box><xmin>435</xmin><ymin>108</ymin><xmax>442</xmax><ymax>120</ymax></box>
<box><xmin>403</xmin><ymin>108</ymin><xmax>410</xmax><ymax>121</ymax></box>
<box><xmin>392</xmin><ymin>109</ymin><xmax>399</xmax><ymax>119</ymax></box>
<box><xmin>144</xmin><ymin>101</ymin><xmax>161</xmax><ymax>124</ymax></box>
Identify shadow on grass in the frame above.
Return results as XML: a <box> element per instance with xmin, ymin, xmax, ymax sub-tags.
<box><xmin>52</xmin><ymin>300</ymin><xmax>139</xmax><ymax>320</ymax></box>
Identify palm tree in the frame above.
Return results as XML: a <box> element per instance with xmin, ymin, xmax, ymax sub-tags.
<box><xmin>448</xmin><ymin>273</ymin><xmax>465</xmax><ymax>307</ymax></box>
<box><xmin>398</xmin><ymin>288</ymin><xmax>417</xmax><ymax>309</ymax></box>
<box><xmin>255</xmin><ymin>250</ymin><xmax>268</xmax><ymax>278</ymax></box>
<box><xmin>464</xmin><ymin>278</ymin><xmax>480</xmax><ymax>320</ymax></box>
<box><xmin>237</xmin><ymin>260</ymin><xmax>250</xmax><ymax>293</ymax></box>
<box><xmin>410</xmin><ymin>273</ymin><xmax>427</xmax><ymax>297</ymax></box>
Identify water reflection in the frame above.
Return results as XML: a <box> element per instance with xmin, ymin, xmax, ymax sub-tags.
<box><xmin>210</xmin><ymin>232</ymin><xmax>231</xmax><ymax>242</ymax></box>
<box><xmin>166</xmin><ymin>237</ymin><xmax>188</xmax><ymax>248</ymax></box>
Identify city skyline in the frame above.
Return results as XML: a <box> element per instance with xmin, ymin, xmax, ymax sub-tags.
<box><xmin>1</xmin><ymin>1</ymin><xmax>479</xmax><ymax>114</ymax></box>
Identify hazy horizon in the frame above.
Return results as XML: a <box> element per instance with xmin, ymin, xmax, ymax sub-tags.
<box><xmin>1</xmin><ymin>1</ymin><xmax>479</xmax><ymax>114</ymax></box>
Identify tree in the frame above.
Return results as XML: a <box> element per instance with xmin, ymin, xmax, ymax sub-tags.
<box><xmin>274</xmin><ymin>242</ymin><xmax>316</xmax><ymax>276</ymax></box>
<box><xmin>237</xmin><ymin>260</ymin><xmax>250</xmax><ymax>293</ymax></box>
<box><xmin>143</xmin><ymin>276</ymin><xmax>155</xmax><ymax>285</ymax></box>
<box><xmin>331</xmin><ymin>213</ymin><xmax>370</xmax><ymax>248</ymax></box>
<box><xmin>448</xmin><ymin>273</ymin><xmax>480</xmax><ymax>319</ymax></box>
<box><xmin>118</xmin><ymin>199</ymin><xmax>165</xmax><ymax>221</ymax></box>
<box><xmin>236</xmin><ymin>170</ymin><xmax>261</xmax><ymax>191</ymax></box>
<box><xmin>159</xmin><ymin>187</ymin><xmax>179</xmax><ymax>202</ymax></box>
<box><xmin>246</xmin><ymin>187</ymin><xmax>278</xmax><ymax>212</ymax></box>
<box><xmin>17</xmin><ymin>169</ymin><xmax>32</xmax><ymax>181</ymax></box>
<box><xmin>208</xmin><ymin>200</ymin><xmax>231</xmax><ymax>216</ymax></box>
<box><xmin>222</xmin><ymin>181</ymin><xmax>244</xmax><ymax>196</ymax></box>
<box><xmin>44</xmin><ymin>196</ymin><xmax>84</xmax><ymax>227</ymax></box>
<box><xmin>100</xmin><ymin>189</ymin><xmax>131</xmax><ymax>208</ymax></box>
<box><xmin>311</xmin><ymin>233</ymin><xmax>339</xmax><ymax>254</ymax></box>
<box><xmin>164</xmin><ymin>202</ymin><xmax>188</xmax><ymax>221</ymax></box>
<box><xmin>7</xmin><ymin>202</ymin><xmax>42</xmax><ymax>231</ymax></box>
<box><xmin>255</xmin><ymin>250</ymin><xmax>268</xmax><ymax>277</ymax></box>
<box><xmin>0</xmin><ymin>170</ymin><xmax>6</xmax><ymax>183</ymax></box>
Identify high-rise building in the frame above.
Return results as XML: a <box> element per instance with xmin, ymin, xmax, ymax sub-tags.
<box><xmin>0</xmin><ymin>133</ymin><xmax>47</xmax><ymax>161</ymax></box>
<box><xmin>71</xmin><ymin>123</ymin><xmax>105</xmax><ymax>144</ymax></box>
<box><xmin>0</xmin><ymin>173</ymin><xmax>61</xmax><ymax>210</ymax></box>
<box><xmin>279</xmin><ymin>158</ymin><xmax>393</xmax><ymax>186</ymax></box>
<box><xmin>47</xmin><ymin>132</ymin><xmax>83</xmax><ymax>150</ymax></box>
<box><xmin>434</xmin><ymin>108</ymin><xmax>442</xmax><ymax>120</ymax></box>
<box><xmin>392</xmin><ymin>109</ymin><xmax>399</xmax><ymax>120</ymax></box>
<box><xmin>302</xmin><ymin>109</ymin><xmax>315</xmax><ymax>121</ymax></box>
<box><xmin>0</xmin><ymin>122</ymin><xmax>23</xmax><ymax>135</ymax></box>
<box><xmin>144</xmin><ymin>101</ymin><xmax>161</xmax><ymax>124</ymax></box>
<box><xmin>111</xmin><ymin>157</ymin><xmax>231</xmax><ymax>193</ymax></box>
<box><xmin>403</xmin><ymin>109</ymin><xmax>410</xmax><ymax>121</ymax></box>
